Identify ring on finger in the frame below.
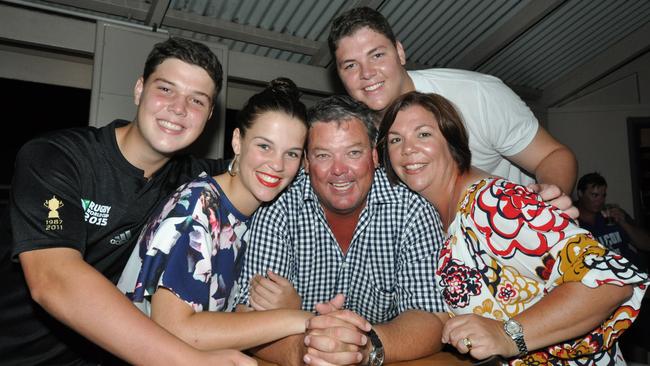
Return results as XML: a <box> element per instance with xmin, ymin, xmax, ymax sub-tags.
<box><xmin>462</xmin><ymin>337</ymin><xmax>473</xmax><ymax>350</ymax></box>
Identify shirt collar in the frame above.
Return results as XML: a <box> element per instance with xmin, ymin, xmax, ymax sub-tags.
<box><xmin>299</xmin><ymin>168</ymin><xmax>403</xmax><ymax>208</ymax></box>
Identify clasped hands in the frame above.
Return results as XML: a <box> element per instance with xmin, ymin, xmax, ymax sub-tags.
<box><xmin>303</xmin><ymin>294</ymin><xmax>372</xmax><ymax>365</ymax></box>
<box><xmin>250</xmin><ymin>271</ymin><xmax>371</xmax><ymax>365</ymax></box>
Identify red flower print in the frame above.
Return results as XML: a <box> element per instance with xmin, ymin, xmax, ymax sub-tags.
<box><xmin>474</xmin><ymin>180</ymin><xmax>569</xmax><ymax>258</ymax></box>
<box><xmin>535</xmin><ymin>254</ymin><xmax>555</xmax><ymax>281</ymax></box>
<box><xmin>439</xmin><ymin>259</ymin><xmax>482</xmax><ymax>308</ymax></box>
<box><xmin>496</xmin><ymin>282</ymin><xmax>518</xmax><ymax>304</ymax></box>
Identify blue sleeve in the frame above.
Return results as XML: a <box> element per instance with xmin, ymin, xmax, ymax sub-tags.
<box><xmin>134</xmin><ymin>183</ymin><xmax>216</xmax><ymax>312</ymax></box>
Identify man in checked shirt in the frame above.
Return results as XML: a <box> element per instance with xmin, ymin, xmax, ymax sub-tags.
<box><xmin>236</xmin><ymin>95</ymin><xmax>446</xmax><ymax>366</ymax></box>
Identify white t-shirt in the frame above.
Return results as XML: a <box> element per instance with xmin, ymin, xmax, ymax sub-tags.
<box><xmin>409</xmin><ymin>68</ymin><xmax>538</xmax><ymax>185</ymax></box>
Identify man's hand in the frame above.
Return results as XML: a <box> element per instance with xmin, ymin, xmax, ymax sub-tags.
<box><xmin>250</xmin><ymin>270</ymin><xmax>301</xmax><ymax>310</ymax></box>
<box><xmin>303</xmin><ymin>295</ymin><xmax>371</xmax><ymax>365</ymax></box>
<box><xmin>607</xmin><ymin>205</ymin><xmax>626</xmax><ymax>224</ymax></box>
<box><xmin>528</xmin><ymin>183</ymin><xmax>579</xmax><ymax>219</ymax></box>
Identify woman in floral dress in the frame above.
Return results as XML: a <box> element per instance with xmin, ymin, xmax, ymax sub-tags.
<box><xmin>378</xmin><ymin>91</ymin><xmax>648</xmax><ymax>365</ymax></box>
<box><xmin>117</xmin><ymin>78</ymin><xmax>319</xmax><ymax>351</ymax></box>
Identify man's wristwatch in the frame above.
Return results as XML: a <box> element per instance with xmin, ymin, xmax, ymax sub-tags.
<box><xmin>366</xmin><ymin>328</ymin><xmax>384</xmax><ymax>366</ymax></box>
<box><xmin>503</xmin><ymin>318</ymin><xmax>528</xmax><ymax>357</ymax></box>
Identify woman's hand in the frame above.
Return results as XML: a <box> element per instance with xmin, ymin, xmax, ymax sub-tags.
<box><xmin>250</xmin><ymin>270</ymin><xmax>302</xmax><ymax>310</ymax></box>
<box><xmin>442</xmin><ymin>314</ymin><xmax>518</xmax><ymax>360</ymax></box>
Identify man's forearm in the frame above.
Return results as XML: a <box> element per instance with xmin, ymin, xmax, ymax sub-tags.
<box><xmin>374</xmin><ymin>310</ymin><xmax>444</xmax><ymax>363</ymax></box>
<box><xmin>249</xmin><ymin>334</ymin><xmax>305</xmax><ymax>366</ymax></box>
<box><xmin>620</xmin><ymin>221</ymin><xmax>650</xmax><ymax>251</ymax></box>
<box><xmin>534</xmin><ymin>146</ymin><xmax>577</xmax><ymax>195</ymax></box>
<box><xmin>20</xmin><ymin>248</ymin><xmax>202</xmax><ymax>365</ymax></box>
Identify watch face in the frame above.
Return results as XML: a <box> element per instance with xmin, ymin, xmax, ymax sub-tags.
<box><xmin>506</xmin><ymin>319</ymin><xmax>522</xmax><ymax>334</ymax></box>
<box><xmin>370</xmin><ymin>350</ymin><xmax>384</xmax><ymax>366</ymax></box>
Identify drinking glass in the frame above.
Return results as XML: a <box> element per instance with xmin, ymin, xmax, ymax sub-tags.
<box><xmin>601</xmin><ymin>203</ymin><xmax>618</xmax><ymax>226</ymax></box>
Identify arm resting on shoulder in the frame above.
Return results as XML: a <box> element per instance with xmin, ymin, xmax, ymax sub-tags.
<box><xmin>151</xmin><ymin>288</ymin><xmax>312</xmax><ymax>350</ymax></box>
<box><xmin>509</xmin><ymin>126</ymin><xmax>577</xmax><ymax>195</ymax></box>
<box><xmin>20</xmin><ymin>247</ymin><xmax>254</xmax><ymax>365</ymax></box>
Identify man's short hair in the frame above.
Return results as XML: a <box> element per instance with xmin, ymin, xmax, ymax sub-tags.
<box><xmin>306</xmin><ymin>95</ymin><xmax>378</xmax><ymax>147</ymax></box>
<box><xmin>143</xmin><ymin>37</ymin><xmax>223</xmax><ymax>100</ymax></box>
<box><xmin>328</xmin><ymin>6</ymin><xmax>397</xmax><ymax>56</ymax></box>
<box><xmin>577</xmin><ymin>172</ymin><xmax>607</xmax><ymax>192</ymax></box>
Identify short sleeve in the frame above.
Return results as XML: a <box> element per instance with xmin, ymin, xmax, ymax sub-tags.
<box><xmin>395</xmin><ymin>195</ymin><xmax>446</xmax><ymax>313</ymax></box>
<box><xmin>10</xmin><ymin>139</ymin><xmax>87</xmax><ymax>260</ymax></box>
<box><xmin>237</xmin><ymin>199</ymin><xmax>293</xmax><ymax>305</ymax></box>
<box><xmin>477</xmin><ymin>79</ymin><xmax>538</xmax><ymax>157</ymax></box>
<box><xmin>123</xmin><ymin>180</ymin><xmax>241</xmax><ymax>313</ymax></box>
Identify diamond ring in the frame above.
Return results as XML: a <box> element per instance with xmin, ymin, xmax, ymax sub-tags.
<box><xmin>462</xmin><ymin>337</ymin><xmax>473</xmax><ymax>350</ymax></box>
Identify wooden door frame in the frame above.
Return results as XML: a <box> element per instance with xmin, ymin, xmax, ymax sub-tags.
<box><xmin>627</xmin><ymin>117</ymin><xmax>650</xmax><ymax>228</ymax></box>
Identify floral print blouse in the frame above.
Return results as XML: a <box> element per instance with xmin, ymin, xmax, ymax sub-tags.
<box><xmin>118</xmin><ymin>173</ymin><xmax>250</xmax><ymax>314</ymax></box>
<box><xmin>437</xmin><ymin>178</ymin><xmax>648</xmax><ymax>365</ymax></box>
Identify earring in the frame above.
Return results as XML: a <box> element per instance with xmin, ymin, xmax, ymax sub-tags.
<box><xmin>228</xmin><ymin>154</ymin><xmax>240</xmax><ymax>176</ymax></box>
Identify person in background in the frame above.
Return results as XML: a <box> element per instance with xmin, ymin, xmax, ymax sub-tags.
<box><xmin>378</xmin><ymin>91</ymin><xmax>647</xmax><ymax>365</ymax></box>
<box><xmin>117</xmin><ymin>78</ymin><xmax>323</xmax><ymax>352</ymax></box>
<box><xmin>237</xmin><ymin>95</ymin><xmax>446</xmax><ymax>365</ymax></box>
<box><xmin>575</xmin><ymin>172</ymin><xmax>650</xmax><ymax>364</ymax></box>
<box><xmin>576</xmin><ymin>172</ymin><xmax>650</xmax><ymax>269</ymax></box>
<box><xmin>329</xmin><ymin>6</ymin><xmax>578</xmax><ymax>213</ymax></box>
<box><xmin>0</xmin><ymin>37</ymin><xmax>254</xmax><ymax>365</ymax></box>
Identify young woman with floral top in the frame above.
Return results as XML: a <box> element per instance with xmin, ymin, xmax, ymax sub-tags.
<box><xmin>118</xmin><ymin>78</ymin><xmax>319</xmax><ymax>351</ymax></box>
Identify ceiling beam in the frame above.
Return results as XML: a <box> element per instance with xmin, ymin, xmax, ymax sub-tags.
<box><xmin>309</xmin><ymin>0</ymin><xmax>385</xmax><ymax>67</ymax></box>
<box><xmin>539</xmin><ymin>21</ymin><xmax>650</xmax><ymax>108</ymax></box>
<box><xmin>43</xmin><ymin>0</ymin><xmax>149</xmax><ymax>20</ymax></box>
<box><xmin>163</xmin><ymin>8</ymin><xmax>320</xmax><ymax>55</ymax></box>
<box><xmin>0</xmin><ymin>2</ymin><xmax>95</xmax><ymax>53</ymax></box>
<box><xmin>452</xmin><ymin>0</ymin><xmax>565</xmax><ymax>70</ymax></box>
<box><xmin>228</xmin><ymin>50</ymin><xmax>340</xmax><ymax>95</ymax></box>
<box><xmin>144</xmin><ymin>0</ymin><xmax>169</xmax><ymax>31</ymax></box>
<box><xmin>44</xmin><ymin>0</ymin><xmax>321</xmax><ymax>55</ymax></box>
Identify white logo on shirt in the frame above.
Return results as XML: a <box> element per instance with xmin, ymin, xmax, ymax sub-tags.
<box><xmin>81</xmin><ymin>199</ymin><xmax>111</xmax><ymax>226</ymax></box>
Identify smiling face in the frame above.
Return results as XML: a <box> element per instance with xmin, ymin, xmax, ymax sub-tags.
<box><xmin>335</xmin><ymin>27</ymin><xmax>413</xmax><ymax>112</ymax></box>
<box><xmin>233</xmin><ymin>110</ymin><xmax>307</xmax><ymax>204</ymax></box>
<box><xmin>304</xmin><ymin>119</ymin><xmax>378</xmax><ymax>215</ymax></box>
<box><xmin>386</xmin><ymin>105</ymin><xmax>455</xmax><ymax>195</ymax></box>
<box><xmin>133</xmin><ymin>58</ymin><xmax>215</xmax><ymax>158</ymax></box>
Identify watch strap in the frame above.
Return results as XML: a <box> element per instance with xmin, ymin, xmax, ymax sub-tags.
<box><xmin>366</xmin><ymin>328</ymin><xmax>384</xmax><ymax>366</ymax></box>
<box><xmin>512</xmin><ymin>334</ymin><xmax>528</xmax><ymax>357</ymax></box>
<box><xmin>504</xmin><ymin>319</ymin><xmax>528</xmax><ymax>357</ymax></box>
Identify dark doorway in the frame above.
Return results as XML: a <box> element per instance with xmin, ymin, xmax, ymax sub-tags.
<box><xmin>627</xmin><ymin>117</ymin><xmax>650</xmax><ymax>229</ymax></box>
<box><xmin>1</xmin><ymin>77</ymin><xmax>90</xmax><ymax>208</ymax></box>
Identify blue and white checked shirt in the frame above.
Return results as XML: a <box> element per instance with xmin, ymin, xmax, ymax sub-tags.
<box><xmin>237</xmin><ymin>169</ymin><xmax>446</xmax><ymax>323</ymax></box>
